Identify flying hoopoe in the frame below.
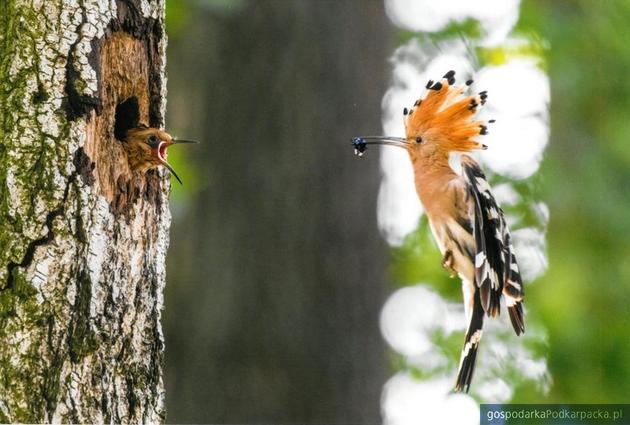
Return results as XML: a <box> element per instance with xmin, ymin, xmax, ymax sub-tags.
<box><xmin>353</xmin><ymin>70</ymin><xmax>524</xmax><ymax>392</ymax></box>
<box><xmin>122</xmin><ymin>125</ymin><xmax>199</xmax><ymax>184</ymax></box>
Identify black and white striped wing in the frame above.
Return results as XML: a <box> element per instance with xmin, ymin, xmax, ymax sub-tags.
<box><xmin>461</xmin><ymin>155</ymin><xmax>524</xmax><ymax>335</ymax></box>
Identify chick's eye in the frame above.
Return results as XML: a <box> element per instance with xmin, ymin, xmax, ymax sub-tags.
<box><xmin>147</xmin><ymin>135</ymin><xmax>160</xmax><ymax>146</ymax></box>
<box><xmin>415</xmin><ymin>136</ymin><xmax>423</xmax><ymax>144</ymax></box>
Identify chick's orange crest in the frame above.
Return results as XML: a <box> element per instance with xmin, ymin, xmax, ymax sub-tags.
<box><xmin>352</xmin><ymin>70</ymin><xmax>493</xmax><ymax>156</ymax></box>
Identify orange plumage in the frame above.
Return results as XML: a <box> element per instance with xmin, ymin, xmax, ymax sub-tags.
<box><xmin>404</xmin><ymin>73</ymin><xmax>488</xmax><ymax>154</ymax></box>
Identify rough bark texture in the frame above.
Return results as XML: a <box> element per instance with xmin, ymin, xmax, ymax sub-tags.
<box><xmin>0</xmin><ymin>0</ymin><xmax>169</xmax><ymax>423</ymax></box>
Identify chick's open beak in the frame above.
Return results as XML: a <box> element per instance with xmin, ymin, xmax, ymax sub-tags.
<box><xmin>155</xmin><ymin>139</ymin><xmax>200</xmax><ymax>185</ymax></box>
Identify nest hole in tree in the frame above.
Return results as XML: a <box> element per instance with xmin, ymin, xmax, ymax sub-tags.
<box><xmin>82</xmin><ymin>31</ymin><xmax>163</xmax><ymax>217</ymax></box>
<box><xmin>114</xmin><ymin>96</ymin><xmax>140</xmax><ymax>141</ymax></box>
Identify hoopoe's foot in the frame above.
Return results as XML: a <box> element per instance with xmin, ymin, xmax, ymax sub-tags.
<box><xmin>442</xmin><ymin>250</ymin><xmax>457</xmax><ymax>278</ymax></box>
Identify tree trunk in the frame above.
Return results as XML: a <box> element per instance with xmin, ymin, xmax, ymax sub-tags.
<box><xmin>0</xmin><ymin>1</ymin><xmax>168</xmax><ymax>423</ymax></box>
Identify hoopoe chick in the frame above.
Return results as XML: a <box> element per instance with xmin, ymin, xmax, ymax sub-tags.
<box><xmin>353</xmin><ymin>70</ymin><xmax>524</xmax><ymax>393</ymax></box>
<box><xmin>122</xmin><ymin>125</ymin><xmax>199</xmax><ymax>184</ymax></box>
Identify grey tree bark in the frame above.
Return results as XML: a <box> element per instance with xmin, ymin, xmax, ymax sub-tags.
<box><xmin>0</xmin><ymin>1</ymin><xmax>169</xmax><ymax>423</ymax></box>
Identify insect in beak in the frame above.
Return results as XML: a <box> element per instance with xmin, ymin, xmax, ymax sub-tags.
<box><xmin>351</xmin><ymin>136</ymin><xmax>409</xmax><ymax>157</ymax></box>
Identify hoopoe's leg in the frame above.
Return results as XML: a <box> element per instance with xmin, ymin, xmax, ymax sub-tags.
<box><xmin>442</xmin><ymin>249</ymin><xmax>457</xmax><ymax>278</ymax></box>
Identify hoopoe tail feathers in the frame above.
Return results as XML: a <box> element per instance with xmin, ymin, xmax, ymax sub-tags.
<box><xmin>454</xmin><ymin>289</ymin><xmax>485</xmax><ymax>393</ymax></box>
<box><xmin>507</xmin><ymin>297</ymin><xmax>525</xmax><ymax>336</ymax></box>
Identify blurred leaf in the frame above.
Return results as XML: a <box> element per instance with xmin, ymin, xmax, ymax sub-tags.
<box><xmin>167</xmin><ymin>148</ymin><xmax>203</xmax><ymax>206</ymax></box>
<box><xmin>166</xmin><ymin>0</ymin><xmax>191</xmax><ymax>36</ymax></box>
<box><xmin>431</xmin><ymin>18</ymin><xmax>483</xmax><ymax>41</ymax></box>
<box><xmin>477</xmin><ymin>33</ymin><xmax>548</xmax><ymax>69</ymax></box>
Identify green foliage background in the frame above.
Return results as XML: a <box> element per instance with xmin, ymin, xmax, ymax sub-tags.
<box><xmin>522</xmin><ymin>0</ymin><xmax>630</xmax><ymax>403</ymax></box>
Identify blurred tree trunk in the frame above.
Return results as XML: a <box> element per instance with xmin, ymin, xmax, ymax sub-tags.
<box><xmin>165</xmin><ymin>1</ymin><xmax>392</xmax><ymax>423</ymax></box>
<box><xmin>0</xmin><ymin>1</ymin><xmax>169</xmax><ymax>423</ymax></box>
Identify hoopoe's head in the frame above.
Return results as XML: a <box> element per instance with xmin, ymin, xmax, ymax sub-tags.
<box><xmin>123</xmin><ymin>125</ymin><xmax>199</xmax><ymax>184</ymax></box>
<box><xmin>352</xmin><ymin>70</ymin><xmax>493</xmax><ymax>159</ymax></box>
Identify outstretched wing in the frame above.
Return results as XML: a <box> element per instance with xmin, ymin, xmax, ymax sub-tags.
<box><xmin>461</xmin><ymin>155</ymin><xmax>524</xmax><ymax>335</ymax></box>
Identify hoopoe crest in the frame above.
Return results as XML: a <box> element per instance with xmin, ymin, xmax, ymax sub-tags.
<box><xmin>353</xmin><ymin>70</ymin><xmax>491</xmax><ymax>156</ymax></box>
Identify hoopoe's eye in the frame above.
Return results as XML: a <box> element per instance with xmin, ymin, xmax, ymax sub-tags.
<box><xmin>147</xmin><ymin>134</ymin><xmax>160</xmax><ymax>147</ymax></box>
<box><xmin>415</xmin><ymin>136</ymin><xmax>423</xmax><ymax>144</ymax></box>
